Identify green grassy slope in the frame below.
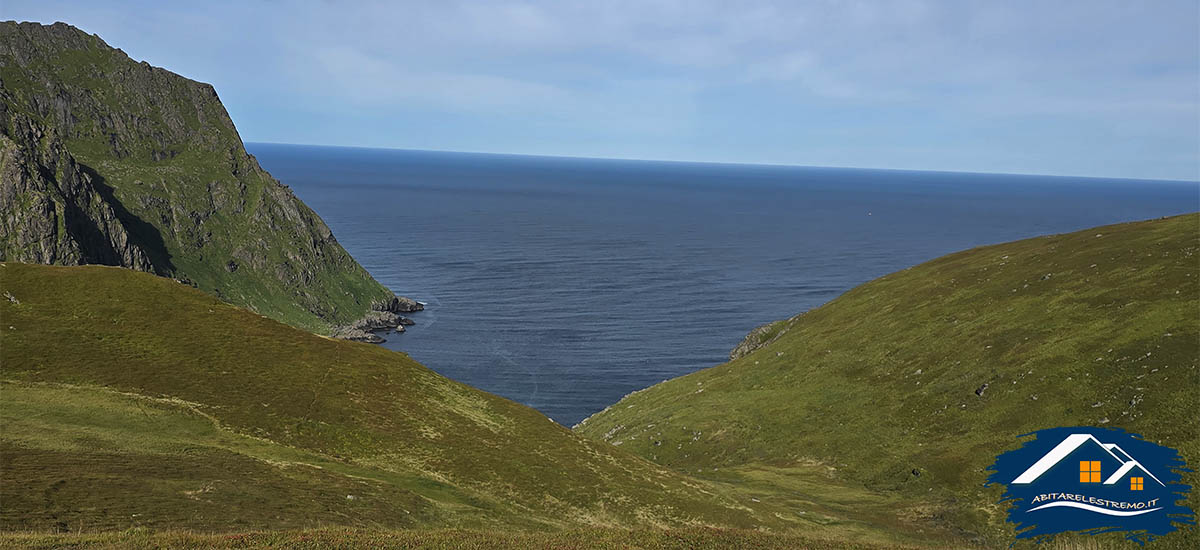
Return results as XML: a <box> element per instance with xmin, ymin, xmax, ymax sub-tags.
<box><xmin>0</xmin><ymin>262</ymin><xmax>778</xmax><ymax>533</ymax></box>
<box><xmin>577</xmin><ymin>214</ymin><xmax>1200</xmax><ymax>546</ymax></box>
<box><xmin>0</xmin><ymin>263</ymin><xmax>995</xmax><ymax>545</ymax></box>
<box><xmin>0</xmin><ymin>527</ymin><xmax>935</xmax><ymax>550</ymax></box>
<box><xmin>0</xmin><ymin>21</ymin><xmax>398</xmax><ymax>333</ymax></box>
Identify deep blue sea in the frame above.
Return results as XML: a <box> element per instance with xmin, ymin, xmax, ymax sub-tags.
<box><xmin>248</xmin><ymin>143</ymin><xmax>1198</xmax><ymax>426</ymax></box>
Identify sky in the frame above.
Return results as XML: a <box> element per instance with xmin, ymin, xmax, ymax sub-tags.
<box><xmin>6</xmin><ymin>1</ymin><xmax>1199</xmax><ymax>181</ymax></box>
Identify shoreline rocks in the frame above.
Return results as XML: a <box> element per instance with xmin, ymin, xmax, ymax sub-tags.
<box><xmin>372</xmin><ymin>296</ymin><xmax>423</xmax><ymax>314</ymax></box>
<box><xmin>354</xmin><ymin>310</ymin><xmax>409</xmax><ymax>331</ymax></box>
<box><xmin>332</xmin><ymin>294</ymin><xmax>421</xmax><ymax>343</ymax></box>
<box><xmin>330</xmin><ymin>327</ymin><xmax>386</xmax><ymax>344</ymax></box>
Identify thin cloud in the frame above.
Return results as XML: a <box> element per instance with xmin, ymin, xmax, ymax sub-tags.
<box><xmin>5</xmin><ymin>0</ymin><xmax>1197</xmax><ymax>179</ymax></box>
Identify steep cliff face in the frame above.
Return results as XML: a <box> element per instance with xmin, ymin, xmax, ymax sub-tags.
<box><xmin>0</xmin><ymin>21</ymin><xmax>415</xmax><ymax>333</ymax></box>
<box><xmin>0</xmin><ymin>108</ymin><xmax>152</xmax><ymax>270</ymax></box>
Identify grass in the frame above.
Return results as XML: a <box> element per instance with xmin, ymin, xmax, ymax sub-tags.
<box><xmin>0</xmin><ymin>527</ymin><xmax>943</xmax><ymax>550</ymax></box>
<box><xmin>0</xmin><ymin>261</ymin><xmax>1005</xmax><ymax>546</ymax></box>
<box><xmin>2</xmin><ymin>219</ymin><xmax>1191</xmax><ymax>548</ymax></box>
<box><xmin>577</xmin><ymin>213</ymin><xmax>1200</xmax><ymax>548</ymax></box>
<box><xmin>0</xmin><ymin>262</ymin><xmax>992</xmax><ymax>546</ymax></box>
<box><xmin>0</xmin><ymin>262</ymin><xmax>755</xmax><ymax>531</ymax></box>
<box><xmin>1</xmin><ymin>382</ymin><xmax>450</xmax><ymax>532</ymax></box>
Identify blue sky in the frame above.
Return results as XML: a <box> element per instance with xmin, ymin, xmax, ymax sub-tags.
<box><xmin>7</xmin><ymin>1</ymin><xmax>1199</xmax><ymax>180</ymax></box>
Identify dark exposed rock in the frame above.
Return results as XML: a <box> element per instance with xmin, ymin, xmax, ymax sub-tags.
<box><xmin>330</xmin><ymin>327</ymin><xmax>385</xmax><ymax>344</ymax></box>
<box><xmin>1</xmin><ymin>110</ymin><xmax>155</xmax><ymax>271</ymax></box>
<box><xmin>372</xmin><ymin>296</ymin><xmax>424</xmax><ymax>314</ymax></box>
<box><xmin>353</xmin><ymin>310</ymin><xmax>405</xmax><ymax>331</ymax></box>
<box><xmin>331</xmin><ymin>308</ymin><xmax>418</xmax><ymax>343</ymax></box>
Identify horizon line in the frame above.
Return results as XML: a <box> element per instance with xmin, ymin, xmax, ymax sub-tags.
<box><xmin>244</xmin><ymin>140</ymin><xmax>1200</xmax><ymax>185</ymax></box>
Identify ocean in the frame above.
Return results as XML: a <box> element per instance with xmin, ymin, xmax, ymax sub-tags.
<box><xmin>248</xmin><ymin>143</ymin><xmax>1198</xmax><ymax>426</ymax></box>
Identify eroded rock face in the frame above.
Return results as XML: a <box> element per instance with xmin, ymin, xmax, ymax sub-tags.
<box><xmin>0</xmin><ymin>110</ymin><xmax>153</xmax><ymax>272</ymax></box>
<box><xmin>0</xmin><ymin>21</ymin><xmax>420</xmax><ymax>333</ymax></box>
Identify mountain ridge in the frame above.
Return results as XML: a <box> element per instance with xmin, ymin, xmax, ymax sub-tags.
<box><xmin>0</xmin><ymin>20</ymin><xmax>415</xmax><ymax>334</ymax></box>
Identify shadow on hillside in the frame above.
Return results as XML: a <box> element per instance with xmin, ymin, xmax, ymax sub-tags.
<box><xmin>77</xmin><ymin>163</ymin><xmax>176</xmax><ymax>275</ymax></box>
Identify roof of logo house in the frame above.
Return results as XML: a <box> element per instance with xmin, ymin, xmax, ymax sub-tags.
<box><xmin>1012</xmin><ymin>433</ymin><xmax>1165</xmax><ymax>486</ymax></box>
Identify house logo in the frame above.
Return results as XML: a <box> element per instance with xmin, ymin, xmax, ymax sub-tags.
<box><xmin>988</xmin><ymin>426</ymin><xmax>1193</xmax><ymax>544</ymax></box>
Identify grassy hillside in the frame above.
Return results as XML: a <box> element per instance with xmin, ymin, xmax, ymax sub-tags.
<box><xmin>578</xmin><ymin>214</ymin><xmax>1200</xmax><ymax>547</ymax></box>
<box><xmin>0</xmin><ymin>527</ymin><xmax>936</xmax><ymax>550</ymax></box>
<box><xmin>1</xmin><ymin>262</ymin><xmax>987</xmax><ymax>547</ymax></box>
<box><xmin>0</xmin><ymin>262</ymin><xmax>773</xmax><ymax>532</ymax></box>
<box><xmin>1</xmin><ymin>21</ymin><xmax>401</xmax><ymax>333</ymax></box>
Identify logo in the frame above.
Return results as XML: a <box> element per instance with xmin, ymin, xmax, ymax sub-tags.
<box><xmin>988</xmin><ymin>427</ymin><xmax>1193</xmax><ymax>544</ymax></box>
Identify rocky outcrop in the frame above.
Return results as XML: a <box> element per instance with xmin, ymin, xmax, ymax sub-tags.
<box><xmin>0</xmin><ymin>21</ymin><xmax>420</xmax><ymax>334</ymax></box>
<box><xmin>331</xmin><ymin>308</ymin><xmax>418</xmax><ymax>343</ymax></box>
<box><xmin>329</xmin><ymin>327</ymin><xmax>386</xmax><ymax>344</ymax></box>
<box><xmin>0</xmin><ymin>109</ymin><xmax>153</xmax><ymax>271</ymax></box>
<box><xmin>349</xmin><ymin>310</ymin><xmax>413</xmax><ymax>331</ymax></box>
<box><xmin>359</xmin><ymin>311</ymin><xmax>407</xmax><ymax>330</ymax></box>
<box><xmin>372</xmin><ymin>296</ymin><xmax>424</xmax><ymax>314</ymax></box>
<box><xmin>728</xmin><ymin>313</ymin><xmax>803</xmax><ymax>361</ymax></box>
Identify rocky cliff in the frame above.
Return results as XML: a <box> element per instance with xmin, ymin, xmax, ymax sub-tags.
<box><xmin>0</xmin><ymin>108</ymin><xmax>153</xmax><ymax>270</ymax></box>
<box><xmin>0</xmin><ymin>21</ymin><xmax>418</xmax><ymax>334</ymax></box>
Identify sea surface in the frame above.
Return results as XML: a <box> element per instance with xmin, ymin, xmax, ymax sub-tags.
<box><xmin>249</xmin><ymin>143</ymin><xmax>1198</xmax><ymax>426</ymax></box>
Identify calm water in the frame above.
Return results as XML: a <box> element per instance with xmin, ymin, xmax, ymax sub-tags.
<box><xmin>249</xmin><ymin>143</ymin><xmax>1198</xmax><ymax>425</ymax></box>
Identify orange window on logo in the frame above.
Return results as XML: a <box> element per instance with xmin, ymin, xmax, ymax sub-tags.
<box><xmin>1131</xmin><ymin>477</ymin><xmax>1144</xmax><ymax>491</ymax></box>
<box><xmin>1079</xmin><ymin>461</ymin><xmax>1101</xmax><ymax>483</ymax></box>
